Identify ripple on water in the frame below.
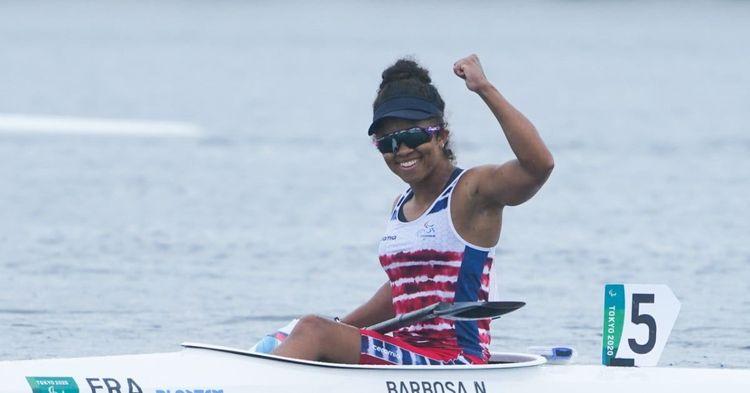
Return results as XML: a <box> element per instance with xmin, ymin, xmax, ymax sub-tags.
<box><xmin>0</xmin><ymin>309</ymin><xmax>47</xmax><ymax>315</ymax></box>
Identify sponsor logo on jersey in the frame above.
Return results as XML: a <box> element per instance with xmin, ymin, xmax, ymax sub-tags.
<box><xmin>373</xmin><ymin>345</ymin><xmax>400</xmax><ymax>359</ymax></box>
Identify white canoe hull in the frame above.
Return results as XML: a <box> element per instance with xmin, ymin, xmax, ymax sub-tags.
<box><xmin>1</xmin><ymin>343</ymin><xmax>748</xmax><ymax>393</ymax></box>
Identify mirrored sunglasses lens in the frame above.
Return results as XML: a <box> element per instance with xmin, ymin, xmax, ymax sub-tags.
<box><xmin>376</xmin><ymin>136</ymin><xmax>394</xmax><ymax>153</ymax></box>
<box><xmin>375</xmin><ymin>128</ymin><xmax>432</xmax><ymax>153</ymax></box>
<box><xmin>401</xmin><ymin>131</ymin><xmax>431</xmax><ymax>148</ymax></box>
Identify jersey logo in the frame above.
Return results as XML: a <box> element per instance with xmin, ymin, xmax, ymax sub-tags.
<box><xmin>417</xmin><ymin>221</ymin><xmax>436</xmax><ymax>239</ymax></box>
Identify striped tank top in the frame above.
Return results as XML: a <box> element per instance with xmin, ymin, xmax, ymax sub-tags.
<box><xmin>378</xmin><ymin>168</ymin><xmax>496</xmax><ymax>361</ymax></box>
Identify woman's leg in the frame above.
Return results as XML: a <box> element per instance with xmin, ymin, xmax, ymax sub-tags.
<box><xmin>271</xmin><ymin>315</ymin><xmax>361</xmax><ymax>363</ymax></box>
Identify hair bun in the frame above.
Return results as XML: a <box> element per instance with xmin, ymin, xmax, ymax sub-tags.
<box><xmin>380</xmin><ymin>58</ymin><xmax>431</xmax><ymax>89</ymax></box>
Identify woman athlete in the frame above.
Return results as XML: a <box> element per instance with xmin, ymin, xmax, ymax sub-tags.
<box><xmin>272</xmin><ymin>54</ymin><xmax>554</xmax><ymax>365</ymax></box>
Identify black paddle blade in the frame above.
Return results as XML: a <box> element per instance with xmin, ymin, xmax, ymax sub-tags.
<box><xmin>436</xmin><ymin>301</ymin><xmax>525</xmax><ymax>320</ymax></box>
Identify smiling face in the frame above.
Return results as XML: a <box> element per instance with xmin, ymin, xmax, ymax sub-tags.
<box><xmin>373</xmin><ymin>117</ymin><xmax>450</xmax><ymax>184</ymax></box>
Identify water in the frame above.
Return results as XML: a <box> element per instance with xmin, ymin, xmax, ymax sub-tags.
<box><xmin>1</xmin><ymin>1</ymin><xmax>749</xmax><ymax>368</ymax></box>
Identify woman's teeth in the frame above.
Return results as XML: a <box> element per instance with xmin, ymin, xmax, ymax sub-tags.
<box><xmin>399</xmin><ymin>159</ymin><xmax>417</xmax><ymax>169</ymax></box>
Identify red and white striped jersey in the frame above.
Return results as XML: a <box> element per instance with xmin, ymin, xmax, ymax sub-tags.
<box><xmin>378</xmin><ymin>168</ymin><xmax>496</xmax><ymax>361</ymax></box>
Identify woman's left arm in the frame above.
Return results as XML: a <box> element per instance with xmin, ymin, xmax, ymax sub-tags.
<box><xmin>453</xmin><ymin>54</ymin><xmax>554</xmax><ymax>206</ymax></box>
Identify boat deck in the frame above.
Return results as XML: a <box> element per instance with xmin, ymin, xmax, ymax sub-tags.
<box><xmin>182</xmin><ymin>342</ymin><xmax>547</xmax><ymax>370</ymax></box>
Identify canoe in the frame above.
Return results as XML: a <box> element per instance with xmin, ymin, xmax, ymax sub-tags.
<box><xmin>1</xmin><ymin>342</ymin><xmax>748</xmax><ymax>393</ymax></box>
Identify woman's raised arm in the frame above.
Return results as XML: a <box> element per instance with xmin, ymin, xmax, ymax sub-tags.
<box><xmin>453</xmin><ymin>54</ymin><xmax>554</xmax><ymax>207</ymax></box>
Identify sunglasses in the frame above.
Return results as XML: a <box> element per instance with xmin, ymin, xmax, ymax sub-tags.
<box><xmin>373</xmin><ymin>125</ymin><xmax>443</xmax><ymax>154</ymax></box>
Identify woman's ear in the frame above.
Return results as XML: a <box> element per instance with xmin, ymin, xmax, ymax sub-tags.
<box><xmin>437</xmin><ymin>129</ymin><xmax>450</xmax><ymax>147</ymax></box>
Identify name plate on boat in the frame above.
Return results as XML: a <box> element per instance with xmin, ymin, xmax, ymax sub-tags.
<box><xmin>602</xmin><ymin>284</ymin><xmax>681</xmax><ymax>367</ymax></box>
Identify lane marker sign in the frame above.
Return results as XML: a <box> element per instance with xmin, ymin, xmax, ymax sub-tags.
<box><xmin>602</xmin><ymin>283</ymin><xmax>681</xmax><ymax>367</ymax></box>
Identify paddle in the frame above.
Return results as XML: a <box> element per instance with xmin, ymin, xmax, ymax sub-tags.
<box><xmin>367</xmin><ymin>301</ymin><xmax>525</xmax><ymax>334</ymax></box>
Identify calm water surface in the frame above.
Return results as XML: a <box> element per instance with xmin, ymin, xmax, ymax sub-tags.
<box><xmin>1</xmin><ymin>1</ymin><xmax>749</xmax><ymax>368</ymax></box>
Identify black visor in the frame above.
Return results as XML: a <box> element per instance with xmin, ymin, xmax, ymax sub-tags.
<box><xmin>368</xmin><ymin>96</ymin><xmax>442</xmax><ymax>135</ymax></box>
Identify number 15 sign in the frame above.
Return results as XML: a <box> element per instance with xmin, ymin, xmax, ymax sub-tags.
<box><xmin>602</xmin><ymin>284</ymin><xmax>681</xmax><ymax>367</ymax></box>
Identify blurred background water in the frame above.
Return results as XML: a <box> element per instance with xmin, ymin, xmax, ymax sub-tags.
<box><xmin>0</xmin><ymin>0</ymin><xmax>748</xmax><ymax>368</ymax></box>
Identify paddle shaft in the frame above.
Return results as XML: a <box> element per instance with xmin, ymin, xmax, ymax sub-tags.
<box><xmin>367</xmin><ymin>301</ymin><xmax>524</xmax><ymax>334</ymax></box>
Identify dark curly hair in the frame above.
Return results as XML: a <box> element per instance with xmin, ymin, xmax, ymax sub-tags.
<box><xmin>374</xmin><ymin>58</ymin><xmax>455</xmax><ymax>162</ymax></box>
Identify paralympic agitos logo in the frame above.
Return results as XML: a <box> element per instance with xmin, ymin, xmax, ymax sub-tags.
<box><xmin>417</xmin><ymin>222</ymin><xmax>436</xmax><ymax>239</ymax></box>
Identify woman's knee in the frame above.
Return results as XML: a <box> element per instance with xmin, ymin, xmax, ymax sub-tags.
<box><xmin>290</xmin><ymin>315</ymin><xmax>330</xmax><ymax>339</ymax></box>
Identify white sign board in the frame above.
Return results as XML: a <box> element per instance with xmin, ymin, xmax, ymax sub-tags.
<box><xmin>602</xmin><ymin>284</ymin><xmax>680</xmax><ymax>367</ymax></box>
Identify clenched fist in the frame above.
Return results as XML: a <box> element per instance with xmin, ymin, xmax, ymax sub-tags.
<box><xmin>453</xmin><ymin>54</ymin><xmax>492</xmax><ymax>93</ymax></box>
